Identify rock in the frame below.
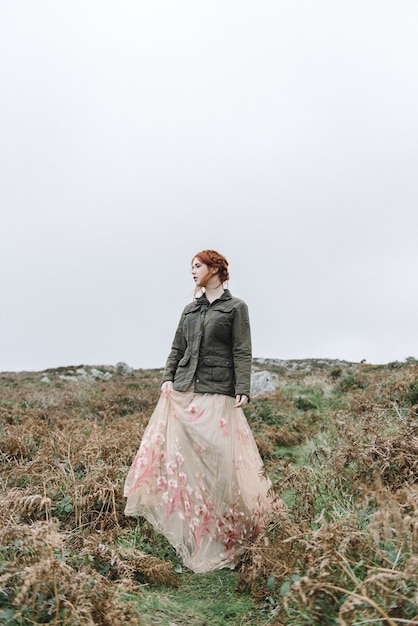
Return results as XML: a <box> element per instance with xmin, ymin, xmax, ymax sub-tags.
<box><xmin>116</xmin><ymin>361</ymin><xmax>133</xmax><ymax>374</ymax></box>
<box><xmin>252</xmin><ymin>357</ymin><xmax>356</xmax><ymax>372</ymax></box>
<box><xmin>76</xmin><ymin>368</ymin><xmax>89</xmax><ymax>379</ymax></box>
<box><xmin>41</xmin><ymin>376</ymin><xmax>50</xmax><ymax>384</ymax></box>
<box><xmin>90</xmin><ymin>368</ymin><xmax>113</xmax><ymax>381</ymax></box>
<box><xmin>251</xmin><ymin>370</ymin><xmax>276</xmax><ymax>397</ymax></box>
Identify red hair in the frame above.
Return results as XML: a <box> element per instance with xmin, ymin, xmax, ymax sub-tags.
<box><xmin>192</xmin><ymin>249</ymin><xmax>230</xmax><ymax>291</ymax></box>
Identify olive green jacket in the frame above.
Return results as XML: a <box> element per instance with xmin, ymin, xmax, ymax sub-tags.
<box><xmin>162</xmin><ymin>290</ymin><xmax>252</xmax><ymax>399</ymax></box>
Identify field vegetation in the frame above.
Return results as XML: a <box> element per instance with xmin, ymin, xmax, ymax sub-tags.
<box><xmin>0</xmin><ymin>359</ymin><xmax>417</xmax><ymax>625</ymax></box>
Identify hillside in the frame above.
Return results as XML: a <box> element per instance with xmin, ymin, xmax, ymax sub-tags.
<box><xmin>1</xmin><ymin>359</ymin><xmax>417</xmax><ymax>625</ymax></box>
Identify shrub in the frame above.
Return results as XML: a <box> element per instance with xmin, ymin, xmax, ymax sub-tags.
<box><xmin>405</xmin><ymin>378</ymin><xmax>418</xmax><ymax>406</ymax></box>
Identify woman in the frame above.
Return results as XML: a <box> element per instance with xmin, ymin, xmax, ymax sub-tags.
<box><xmin>124</xmin><ymin>250</ymin><xmax>279</xmax><ymax>573</ymax></box>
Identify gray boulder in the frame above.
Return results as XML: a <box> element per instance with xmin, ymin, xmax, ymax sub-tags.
<box><xmin>251</xmin><ymin>370</ymin><xmax>276</xmax><ymax>397</ymax></box>
<box><xmin>90</xmin><ymin>368</ymin><xmax>113</xmax><ymax>381</ymax></box>
<box><xmin>116</xmin><ymin>361</ymin><xmax>133</xmax><ymax>374</ymax></box>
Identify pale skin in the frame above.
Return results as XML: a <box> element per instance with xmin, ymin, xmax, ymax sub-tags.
<box><xmin>161</xmin><ymin>258</ymin><xmax>249</xmax><ymax>408</ymax></box>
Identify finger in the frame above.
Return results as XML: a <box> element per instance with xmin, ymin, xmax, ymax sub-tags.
<box><xmin>236</xmin><ymin>395</ymin><xmax>248</xmax><ymax>407</ymax></box>
<box><xmin>234</xmin><ymin>395</ymin><xmax>246</xmax><ymax>407</ymax></box>
<box><xmin>161</xmin><ymin>382</ymin><xmax>173</xmax><ymax>395</ymax></box>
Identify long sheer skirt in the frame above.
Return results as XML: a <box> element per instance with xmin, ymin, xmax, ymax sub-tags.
<box><xmin>124</xmin><ymin>390</ymin><xmax>277</xmax><ymax>573</ymax></box>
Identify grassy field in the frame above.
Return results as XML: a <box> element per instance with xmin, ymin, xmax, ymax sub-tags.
<box><xmin>0</xmin><ymin>359</ymin><xmax>417</xmax><ymax>625</ymax></box>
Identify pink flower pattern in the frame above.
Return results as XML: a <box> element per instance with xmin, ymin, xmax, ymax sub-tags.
<box><xmin>218</xmin><ymin>418</ymin><xmax>229</xmax><ymax>437</ymax></box>
<box><xmin>124</xmin><ymin>391</ymin><xmax>279</xmax><ymax>573</ymax></box>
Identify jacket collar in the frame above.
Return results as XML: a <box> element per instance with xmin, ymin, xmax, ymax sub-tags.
<box><xmin>194</xmin><ymin>289</ymin><xmax>232</xmax><ymax>308</ymax></box>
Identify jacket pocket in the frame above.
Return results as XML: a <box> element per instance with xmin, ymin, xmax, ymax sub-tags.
<box><xmin>202</xmin><ymin>355</ymin><xmax>232</xmax><ymax>383</ymax></box>
<box><xmin>203</xmin><ymin>356</ymin><xmax>232</xmax><ymax>368</ymax></box>
<box><xmin>210</xmin><ymin>302</ymin><xmax>235</xmax><ymax>313</ymax></box>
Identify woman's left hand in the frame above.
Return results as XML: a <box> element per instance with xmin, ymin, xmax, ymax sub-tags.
<box><xmin>234</xmin><ymin>394</ymin><xmax>249</xmax><ymax>408</ymax></box>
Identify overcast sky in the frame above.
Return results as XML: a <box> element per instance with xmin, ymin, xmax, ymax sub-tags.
<box><xmin>1</xmin><ymin>1</ymin><xmax>417</xmax><ymax>373</ymax></box>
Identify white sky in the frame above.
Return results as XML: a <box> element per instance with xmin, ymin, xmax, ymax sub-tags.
<box><xmin>1</xmin><ymin>0</ymin><xmax>417</xmax><ymax>372</ymax></box>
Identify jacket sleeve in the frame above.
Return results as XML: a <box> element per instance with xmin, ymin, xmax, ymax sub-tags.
<box><xmin>162</xmin><ymin>310</ymin><xmax>187</xmax><ymax>383</ymax></box>
<box><xmin>232</xmin><ymin>301</ymin><xmax>252</xmax><ymax>399</ymax></box>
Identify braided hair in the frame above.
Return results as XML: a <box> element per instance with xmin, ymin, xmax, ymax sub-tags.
<box><xmin>192</xmin><ymin>249</ymin><xmax>230</xmax><ymax>288</ymax></box>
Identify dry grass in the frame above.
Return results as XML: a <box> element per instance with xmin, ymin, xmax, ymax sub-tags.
<box><xmin>237</xmin><ymin>361</ymin><xmax>418</xmax><ymax>624</ymax></box>
<box><xmin>1</xmin><ymin>361</ymin><xmax>418</xmax><ymax>624</ymax></box>
<box><xmin>0</xmin><ymin>368</ymin><xmax>176</xmax><ymax>624</ymax></box>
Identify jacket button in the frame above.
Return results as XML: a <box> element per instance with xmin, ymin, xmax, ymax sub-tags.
<box><xmin>196</xmin><ymin>379</ymin><xmax>199</xmax><ymax>383</ymax></box>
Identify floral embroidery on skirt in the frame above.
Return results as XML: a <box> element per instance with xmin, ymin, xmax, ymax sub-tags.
<box><xmin>124</xmin><ymin>390</ymin><xmax>277</xmax><ymax>573</ymax></box>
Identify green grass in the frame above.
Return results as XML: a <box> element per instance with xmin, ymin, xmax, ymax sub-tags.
<box><xmin>116</xmin><ymin>521</ymin><xmax>270</xmax><ymax>625</ymax></box>
<box><xmin>128</xmin><ymin>569</ymin><xmax>266</xmax><ymax>626</ymax></box>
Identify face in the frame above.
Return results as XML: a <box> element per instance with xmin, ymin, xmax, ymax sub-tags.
<box><xmin>191</xmin><ymin>257</ymin><xmax>215</xmax><ymax>287</ymax></box>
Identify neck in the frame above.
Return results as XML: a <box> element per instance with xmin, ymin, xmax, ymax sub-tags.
<box><xmin>204</xmin><ymin>282</ymin><xmax>225</xmax><ymax>303</ymax></box>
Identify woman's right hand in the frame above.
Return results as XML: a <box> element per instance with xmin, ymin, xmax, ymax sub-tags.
<box><xmin>161</xmin><ymin>381</ymin><xmax>173</xmax><ymax>396</ymax></box>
